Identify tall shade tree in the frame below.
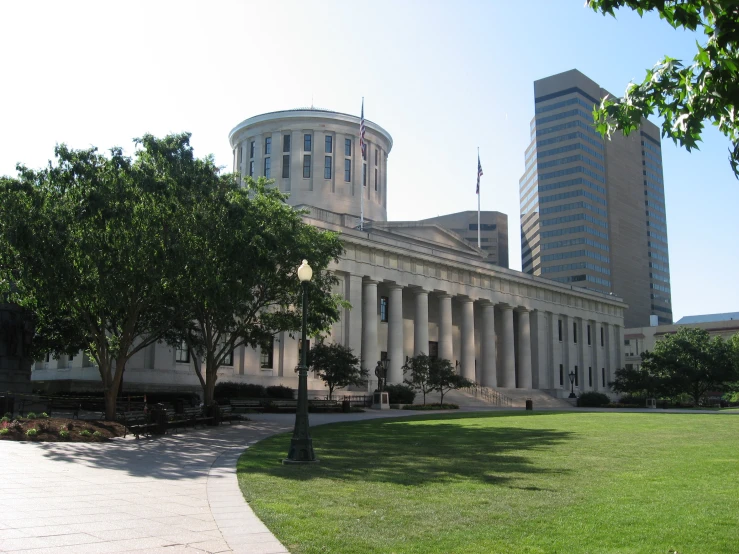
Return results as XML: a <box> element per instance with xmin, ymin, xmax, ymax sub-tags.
<box><xmin>640</xmin><ymin>327</ymin><xmax>738</xmax><ymax>405</ymax></box>
<box><xmin>308</xmin><ymin>343</ymin><xmax>366</xmax><ymax>400</ymax></box>
<box><xmin>0</xmin><ymin>136</ymin><xmax>189</xmax><ymax>419</ymax></box>
<box><xmin>588</xmin><ymin>1</ymin><xmax>739</xmax><ymax>176</ymax></box>
<box><xmin>172</xmin><ymin>175</ymin><xmax>345</xmax><ymax>407</ymax></box>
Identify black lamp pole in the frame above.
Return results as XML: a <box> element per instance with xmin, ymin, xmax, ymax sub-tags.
<box><xmin>568</xmin><ymin>371</ymin><xmax>577</xmax><ymax>399</ymax></box>
<box><xmin>284</xmin><ymin>261</ymin><xmax>317</xmax><ymax>464</ymax></box>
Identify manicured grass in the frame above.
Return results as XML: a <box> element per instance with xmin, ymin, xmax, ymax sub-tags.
<box><xmin>237</xmin><ymin>412</ymin><xmax>739</xmax><ymax>553</ymax></box>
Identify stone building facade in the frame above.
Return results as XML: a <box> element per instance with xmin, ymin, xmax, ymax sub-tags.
<box><xmin>32</xmin><ymin>109</ymin><xmax>627</xmax><ymax>399</ymax></box>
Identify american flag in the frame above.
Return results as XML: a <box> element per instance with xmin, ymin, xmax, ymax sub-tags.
<box><xmin>476</xmin><ymin>153</ymin><xmax>483</xmax><ymax>194</ymax></box>
<box><xmin>360</xmin><ymin>98</ymin><xmax>366</xmax><ymax>159</ymax></box>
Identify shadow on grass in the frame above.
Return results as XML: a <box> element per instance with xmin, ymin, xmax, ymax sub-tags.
<box><xmin>239</xmin><ymin>413</ymin><xmax>575</xmax><ymax>488</ymax></box>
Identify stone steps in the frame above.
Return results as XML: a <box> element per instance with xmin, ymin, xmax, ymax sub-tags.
<box><xmin>418</xmin><ymin>387</ymin><xmax>572</xmax><ymax>409</ymax></box>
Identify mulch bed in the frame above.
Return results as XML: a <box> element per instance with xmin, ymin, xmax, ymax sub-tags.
<box><xmin>0</xmin><ymin>416</ymin><xmax>126</xmax><ymax>442</ymax></box>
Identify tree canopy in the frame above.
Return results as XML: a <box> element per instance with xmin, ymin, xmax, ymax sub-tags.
<box><xmin>308</xmin><ymin>343</ymin><xmax>366</xmax><ymax>400</ymax></box>
<box><xmin>588</xmin><ymin>0</ymin><xmax>739</xmax><ymax>176</ymax></box>
<box><xmin>403</xmin><ymin>354</ymin><xmax>472</xmax><ymax>405</ymax></box>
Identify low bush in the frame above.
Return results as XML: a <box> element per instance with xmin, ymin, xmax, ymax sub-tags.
<box><xmin>38</xmin><ymin>412</ymin><xmax>49</xmax><ymax>419</ymax></box>
<box><xmin>79</xmin><ymin>430</ymin><xmax>92</xmax><ymax>437</ymax></box>
<box><xmin>0</xmin><ymin>428</ymin><xmax>8</xmax><ymax>436</ymax></box>
<box><xmin>385</xmin><ymin>384</ymin><xmax>416</xmax><ymax>405</ymax></box>
<box><xmin>2</xmin><ymin>412</ymin><xmax>10</xmax><ymax>419</ymax></box>
<box><xmin>215</xmin><ymin>382</ymin><xmax>266</xmax><ymax>399</ymax></box>
<box><xmin>59</xmin><ymin>429</ymin><xmax>70</xmax><ymax>439</ymax></box>
<box><xmin>0</xmin><ymin>416</ymin><xmax>9</xmax><ymax>423</ymax></box>
<box><xmin>66</xmin><ymin>422</ymin><xmax>74</xmax><ymax>431</ymax></box>
<box><xmin>266</xmin><ymin>385</ymin><xmax>294</xmax><ymax>399</ymax></box>
<box><xmin>402</xmin><ymin>403</ymin><xmax>459</xmax><ymax>410</ymax></box>
<box><xmin>26</xmin><ymin>412</ymin><xmax>37</xmax><ymax>419</ymax></box>
<box><xmin>92</xmin><ymin>431</ymin><xmax>104</xmax><ymax>439</ymax></box>
<box><xmin>577</xmin><ymin>392</ymin><xmax>611</xmax><ymax>407</ymax></box>
<box><xmin>618</xmin><ymin>395</ymin><xmax>648</xmax><ymax>407</ymax></box>
<box><xmin>25</xmin><ymin>428</ymin><xmax>38</xmax><ymax>437</ymax></box>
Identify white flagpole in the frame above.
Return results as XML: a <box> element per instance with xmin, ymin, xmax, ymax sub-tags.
<box><xmin>360</xmin><ymin>97</ymin><xmax>365</xmax><ymax>232</ymax></box>
<box><xmin>477</xmin><ymin>147</ymin><xmax>481</xmax><ymax>249</ymax></box>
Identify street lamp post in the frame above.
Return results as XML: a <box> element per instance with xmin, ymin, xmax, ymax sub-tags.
<box><xmin>284</xmin><ymin>260</ymin><xmax>317</xmax><ymax>464</ymax></box>
<box><xmin>568</xmin><ymin>370</ymin><xmax>577</xmax><ymax>399</ymax></box>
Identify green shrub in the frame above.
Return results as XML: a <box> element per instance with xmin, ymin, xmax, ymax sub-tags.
<box><xmin>66</xmin><ymin>422</ymin><xmax>74</xmax><ymax>431</ymax></box>
<box><xmin>0</xmin><ymin>428</ymin><xmax>9</xmax><ymax>436</ymax></box>
<box><xmin>0</xmin><ymin>416</ymin><xmax>9</xmax><ymax>423</ymax></box>
<box><xmin>385</xmin><ymin>384</ymin><xmax>416</xmax><ymax>405</ymax></box>
<box><xmin>266</xmin><ymin>385</ymin><xmax>294</xmax><ymax>399</ymax></box>
<box><xmin>79</xmin><ymin>430</ymin><xmax>92</xmax><ymax>437</ymax></box>
<box><xmin>214</xmin><ymin>382</ymin><xmax>266</xmax><ymax>399</ymax></box>
<box><xmin>38</xmin><ymin>412</ymin><xmax>49</xmax><ymax>419</ymax></box>
<box><xmin>2</xmin><ymin>412</ymin><xmax>10</xmax><ymax>419</ymax></box>
<box><xmin>402</xmin><ymin>403</ymin><xmax>459</xmax><ymax>410</ymax></box>
<box><xmin>92</xmin><ymin>431</ymin><xmax>104</xmax><ymax>439</ymax></box>
<box><xmin>26</xmin><ymin>412</ymin><xmax>37</xmax><ymax>419</ymax></box>
<box><xmin>25</xmin><ymin>428</ymin><xmax>38</xmax><ymax>437</ymax></box>
<box><xmin>577</xmin><ymin>392</ymin><xmax>611</xmax><ymax>407</ymax></box>
<box><xmin>59</xmin><ymin>429</ymin><xmax>70</xmax><ymax>439</ymax></box>
<box><xmin>618</xmin><ymin>395</ymin><xmax>648</xmax><ymax>407</ymax></box>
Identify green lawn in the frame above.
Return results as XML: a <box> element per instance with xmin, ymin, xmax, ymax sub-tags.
<box><xmin>236</xmin><ymin>412</ymin><xmax>739</xmax><ymax>554</ymax></box>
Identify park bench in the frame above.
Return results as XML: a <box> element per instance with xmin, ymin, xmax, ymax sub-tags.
<box><xmin>118</xmin><ymin>410</ymin><xmax>158</xmax><ymax>439</ymax></box>
<box><xmin>168</xmin><ymin>406</ymin><xmax>212</xmax><ymax>433</ymax></box>
<box><xmin>230</xmin><ymin>399</ymin><xmax>264</xmax><ymax>413</ymax></box>
<box><xmin>219</xmin><ymin>405</ymin><xmax>239</xmax><ymax>425</ymax></box>
<box><xmin>46</xmin><ymin>398</ymin><xmax>81</xmax><ymax>419</ymax></box>
<box><xmin>309</xmin><ymin>399</ymin><xmax>341</xmax><ymax>412</ymax></box>
<box><xmin>270</xmin><ymin>399</ymin><xmax>298</xmax><ymax>412</ymax></box>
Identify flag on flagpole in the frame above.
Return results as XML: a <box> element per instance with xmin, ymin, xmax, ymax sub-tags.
<box><xmin>360</xmin><ymin>99</ymin><xmax>366</xmax><ymax>159</ymax></box>
<box><xmin>476</xmin><ymin>154</ymin><xmax>483</xmax><ymax>194</ymax></box>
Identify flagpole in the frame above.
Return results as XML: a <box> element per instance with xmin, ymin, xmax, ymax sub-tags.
<box><xmin>477</xmin><ymin>147</ymin><xmax>481</xmax><ymax>249</ymax></box>
<box><xmin>360</xmin><ymin>97</ymin><xmax>365</xmax><ymax>232</ymax></box>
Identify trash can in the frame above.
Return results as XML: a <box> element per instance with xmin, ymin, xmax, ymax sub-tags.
<box><xmin>150</xmin><ymin>403</ymin><xmax>168</xmax><ymax>435</ymax></box>
<box><xmin>342</xmin><ymin>399</ymin><xmax>351</xmax><ymax>413</ymax></box>
<box><xmin>525</xmin><ymin>399</ymin><xmax>533</xmax><ymax>411</ymax></box>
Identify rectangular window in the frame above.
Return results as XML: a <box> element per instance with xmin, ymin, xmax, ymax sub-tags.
<box><xmin>375</xmin><ymin>148</ymin><xmax>379</xmax><ymax>164</ymax></box>
<box><xmin>223</xmin><ymin>349</ymin><xmax>233</xmax><ymax>366</ymax></box>
<box><xmin>260</xmin><ymin>337</ymin><xmax>274</xmax><ymax>369</ymax></box>
<box><xmin>380</xmin><ymin>296</ymin><xmax>388</xmax><ymax>322</ymax></box>
<box><xmin>283</xmin><ymin>134</ymin><xmax>291</xmax><ymax>152</ymax></box>
<box><xmin>249</xmin><ymin>161</ymin><xmax>254</xmax><ymax>177</ymax></box>
<box><xmin>344</xmin><ymin>158</ymin><xmax>351</xmax><ymax>182</ymax></box>
<box><xmin>345</xmin><ymin>138</ymin><xmax>352</xmax><ymax>156</ymax></box>
<box><xmin>587</xmin><ymin>325</ymin><xmax>591</xmax><ymax>345</ymax></box>
<box><xmin>265</xmin><ymin>137</ymin><xmax>271</xmax><ymax>155</ymax></box>
<box><xmin>574</xmin><ymin>365</ymin><xmax>579</xmax><ymax>387</ymax></box>
<box><xmin>588</xmin><ymin>366</ymin><xmax>592</xmax><ymax>387</ymax></box>
<box><xmin>264</xmin><ymin>157</ymin><xmax>271</xmax><ymax>178</ymax></box>
<box><xmin>325</xmin><ymin>135</ymin><xmax>332</xmax><ymax>153</ymax></box>
<box><xmin>363</xmin><ymin>163</ymin><xmax>367</xmax><ymax>187</ymax></box>
<box><xmin>558</xmin><ymin>319</ymin><xmax>563</xmax><ymax>342</ymax></box>
<box><xmin>573</xmin><ymin>322</ymin><xmax>578</xmax><ymax>343</ymax></box>
<box><xmin>324</xmin><ymin>156</ymin><xmax>332</xmax><ymax>179</ymax></box>
<box><xmin>303</xmin><ymin>155</ymin><xmax>311</xmax><ymax>178</ymax></box>
<box><xmin>282</xmin><ymin>155</ymin><xmax>290</xmax><ymax>178</ymax></box>
<box><xmin>602</xmin><ymin>367</ymin><xmax>606</xmax><ymax>387</ymax></box>
<box><xmin>559</xmin><ymin>364</ymin><xmax>564</xmax><ymax>386</ymax></box>
<box><xmin>375</xmin><ymin>168</ymin><xmax>378</xmax><ymax>191</ymax></box>
<box><xmin>250</xmin><ymin>141</ymin><xmax>255</xmax><ymax>158</ymax></box>
<box><xmin>175</xmin><ymin>341</ymin><xmax>189</xmax><ymax>363</ymax></box>
<box><xmin>601</xmin><ymin>327</ymin><xmax>604</xmax><ymax>347</ymax></box>
<box><xmin>304</xmin><ymin>134</ymin><xmax>312</xmax><ymax>151</ymax></box>
<box><xmin>428</xmin><ymin>341</ymin><xmax>439</xmax><ymax>359</ymax></box>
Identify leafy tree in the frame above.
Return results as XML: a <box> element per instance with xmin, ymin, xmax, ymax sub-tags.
<box><xmin>308</xmin><ymin>343</ymin><xmax>366</xmax><ymax>400</ymax></box>
<box><xmin>610</xmin><ymin>365</ymin><xmax>664</xmax><ymax>398</ymax></box>
<box><xmin>169</xmin><ymin>172</ymin><xmax>345</xmax><ymax>407</ymax></box>
<box><xmin>428</xmin><ymin>358</ymin><xmax>473</xmax><ymax>405</ymax></box>
<box><xmin>640</xmin><ymin>327</ymin><xmax>738</xmax><ymax>405</ymax></box>
<box><xmin>0</xmin><ymin>136</ymin><xmax>186</xmax><ymax>420</ymax></box>
<box><xmin>403</xmin><ymin>354</ymin><xmax>435</xmax><ymax>405</ymax></box>
<box><xmin>588</xmin><ymin>1</ymin><xmax>739</xmax><ymax>176</ymax></box>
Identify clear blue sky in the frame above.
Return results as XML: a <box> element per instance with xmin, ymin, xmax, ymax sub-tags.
<box><xmin>1</xmin><ymin>0</ymin><xmax>737</xmax><ymax>321</ymax></box>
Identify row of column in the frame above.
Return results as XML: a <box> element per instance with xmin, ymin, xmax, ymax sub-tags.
<box><xmin>360</xmin><ymin>279</ymin><xmax>533</xmax><ymax>388</ymax></box>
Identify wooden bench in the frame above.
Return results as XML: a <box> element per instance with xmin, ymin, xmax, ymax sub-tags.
<box><xmin>270</xmin><ymin>400</ymin><xmax>298</xmax><ymax>412</ymax></box>
<box><xmin>46</xmin><ymin>398</ymin><xmax>81</xmax><ymax>419</ymax></box>
<box><xmin>219</xmin><ymin>405</ymin><xmax>239</xmax><ymax>425</ymax></box>
<box><xmin>168</xmin><ymin>406</ymin><xmax>212</xmax><ymax>433</ymax></box>
<box><xmin>309</xmin><ymin>399</ymin><xmax>341</xmax><ymax>412</ymax></box>
<box><xmin>230</xmin><ymin>399</ymin><xmax>264</xmax><ymax>413</ymax></box>
<box><xmin>118</xmin><ymin>410</ymin><xmax>158</xmax><ymax>439</ymax></box>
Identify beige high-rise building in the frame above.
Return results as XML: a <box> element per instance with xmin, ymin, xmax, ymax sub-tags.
<box><xmin>422</xmin><ymin>211</ymin><xmax>509</xmax><ymax>268</ymax></box>
<box><xmin>520</xmin><ymin>69</ymin><xmax>673</xmax><ymax>328</ymax></box>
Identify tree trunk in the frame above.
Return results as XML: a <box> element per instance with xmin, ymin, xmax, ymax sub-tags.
<box><xmin>204</xmin><ymin>368</ymin><xmax>217</xmax><ymax>407</ymax></box>
<box><xmin>440</xmin><ymin>389</ymin><xmax>445</xmax><ymax>406</ymax></box>
<box><xmin>328</xmin><ymin>386</ymin><xmax>333</xmax><ymax>401</ymax></box>
<box><xmin>104</xmin><ymin>391</ymin><xmax>117</xmax><ymax>421</ymax></box>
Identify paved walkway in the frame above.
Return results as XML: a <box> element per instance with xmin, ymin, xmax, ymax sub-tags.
<box><xmin>2</xmin><ymin>406</ymin><xmax>736</xmax><ymax>553</ymax></box>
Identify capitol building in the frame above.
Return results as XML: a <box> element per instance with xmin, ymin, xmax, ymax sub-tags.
<box><xmin>32</xmin><ymin>109</ymin><xmax>626</xmax><ymax>400</ymax></box>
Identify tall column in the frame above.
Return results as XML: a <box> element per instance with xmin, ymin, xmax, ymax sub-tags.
<box><xmin>459</xmin><ymin>298</ymin><xmax>475</xmax><ymax>381</ymax></box>
<box><xmin>499</xmin><ymin>305</ymin><xmax>516</xmax><ymax>388</ymax></box>
<box><xmin>387</xmin><ymin>284</ymin><xmax>404</xmax><ymax>385</ymax></box>
<box><xmin>516</xmin><ymin>308</ymin><xmax>533</xmax><ymax>389</ymax></box>
<box><xmin>438</xmin><ymin>294</ymin><xmax>453</xmax><ymax>363</ymax></box>
<box><xmin>361</xmin><ymin>280</ymin><xmax>379</xmax><ymax>375</ymax></box>
<box><xmin>413</xmin><ymin>289</ymin><xmax>429</xmax><ymax>356</ymax></box>
<box><xmin>480</xmin><ymin>303</ymin><xmax>496</xmax><ymax>387</ymax></box>
<box><xmin>590</xmin><ymin>319</ymin><xmax>599</xmax><ymax>390</ymax></box>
